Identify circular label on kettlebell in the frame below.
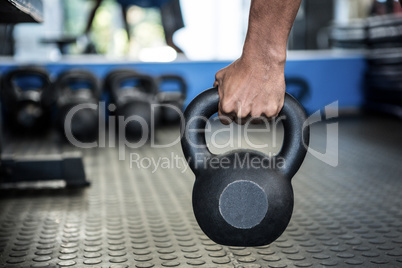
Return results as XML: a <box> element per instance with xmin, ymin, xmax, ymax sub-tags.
<box><xmin>219</xmin><ymin>180</ymin><xmax>268</xmax><ymax>229</ymax></box>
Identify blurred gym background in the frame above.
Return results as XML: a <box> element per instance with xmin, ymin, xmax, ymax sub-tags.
<box><xmin>2</xmin><ymin>0</ymin><xmax>400</xmax><ymax>60</ymax></box>
<box><xmin>0</xmin><ymin>1</ymin><xmax>401</xmax><ymax>267</ymax></box>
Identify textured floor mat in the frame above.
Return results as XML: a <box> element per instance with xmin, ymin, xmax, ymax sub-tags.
<box><xmin>0</xmin><ymin>115</ymin><xmax>401</xmax><ymax>267</ymax></box>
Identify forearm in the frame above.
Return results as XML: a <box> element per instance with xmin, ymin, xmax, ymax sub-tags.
<box><xmin>214</xmin><ymin>0</ymin><xmax>302</xmax><ymax>123</ymax></box>
<box><xmin>242</xmin><ymin>0</ymin><xmax>301</xmax><ymax>66</ymax></box>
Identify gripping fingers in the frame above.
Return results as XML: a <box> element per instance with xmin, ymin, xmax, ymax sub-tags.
<box><xmin>218</xmin><ymin>98</ymin><xmax>234</xmax><ymax>125</ymax></box>
<box><xmin>218</xmin><ymin>110</ymin><xmax>234</xmax><ymax>125</ymax></box>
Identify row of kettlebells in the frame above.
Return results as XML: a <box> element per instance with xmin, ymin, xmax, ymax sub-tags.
<box><xmin>0</xmin><ymin>66</ymin><xmax>187</xmax><ymax>142</ymax></box>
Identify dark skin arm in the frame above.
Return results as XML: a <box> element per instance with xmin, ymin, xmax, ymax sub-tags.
<box><xmin>214</xmin><ymin>0</ymin><xmax>302</xmax><ymax>124</ymax></box>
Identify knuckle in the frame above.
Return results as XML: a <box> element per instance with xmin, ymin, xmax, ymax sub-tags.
<box><xmin>215</xmin><ymin>69</ymin><xmax>224</xmax><ymax>81</ymax></box>
<box><xmin>250</xmin><ymin>109</ymin><xmax>263</xmax><ymax>118</ymax></box>
<box><xmin>264</xmin><ymin>106</ymin><xmax>278</xmax><ymax>118</ymax></box>
<box><xmin>220</xmin><ymin>100</ymin><xmax>233</xmax><ymax>114</ymax></box>
<box><xmin>237</xmin><ymin>106</ymin><xmax>250</xmax><ymax>118</ymax></box>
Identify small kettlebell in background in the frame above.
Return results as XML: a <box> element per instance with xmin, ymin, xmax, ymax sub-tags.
<box><xmin>104</xmin><ymin>69</ymin><xmax>139</xmax><ymax>92</ymax></box>
<box><xmin>107</xmin><ymin>70</ymin><xmax>160</xmax><ymax>141</ymax></box>
<box><xmin>157</xmin><ymin>74</ymin><xmax>187</xmax><ymax>125</ymax></box>
<box><xmin>1</xmin><ymin>67</ymin><xmax>54</xmax><ymax>133</ymax></box>
<box><xmin>54</xmin><ymin>69</ymin><xmax>101</xmax><ymax>142</ymax></box>
<box><xmin>181</xmin><ymin>87</ymin><xmax>310</xmax><ymax>246</ymax></box>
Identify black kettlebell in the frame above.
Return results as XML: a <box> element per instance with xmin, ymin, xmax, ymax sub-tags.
<box><xmin>181</xmin><ymin>87</ymin><xmax>310</xmax><ymax>246</ymax></box>
<box><xmin>104</xmin><ymin>68</ymin><xmax>138</xmax><ymax>92</ymax></box>
<box><xmin>54</xmin><ymin>69</ymin><xmax>101</xmax><ymax>142</ymax></box>
<box><xmin>107</xmin><ymin>70</ymin><xmax>160</xmax><ymax>141</ymax></box>
<box><xmin>1</xmin><ymin>67</ymin><xmax>54</xmax><ymax>133</ymax></box>
<box><xmin>157</xmin><ymin>74</ymin><xmax>187</xmax><ymax>124</ymax></box>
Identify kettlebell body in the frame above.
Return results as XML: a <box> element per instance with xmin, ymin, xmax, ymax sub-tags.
<box><xmin>193</xmin><ymin>150</ymin><xmax>294</xmax><ymax>246</ymax></box>
<box><xmin>54</xmin><ymin>69</ymin><xmax>101</xmax><ymax>142</ymax></box>
<box><xmin>181</xmin><ymin>87</ymin><xmax>309</xmax><ymax>246</ymax></box>
<box><xmin>107</xmin><ymin>70</ymin><xmax>160</xmax><ymax>140</ymax></box>
<box><xmin>116</xmin><ymin>99</ymin><xmax>153</xmax><ymax>139</ymax></box>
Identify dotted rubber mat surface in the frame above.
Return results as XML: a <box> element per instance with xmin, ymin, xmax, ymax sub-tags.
<box><xmin>0</xmin><ymin>115</ymin><xmax>402</xmax><ymax>267</ymax></box>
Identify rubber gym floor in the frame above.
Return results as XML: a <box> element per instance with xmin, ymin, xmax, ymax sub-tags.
<box><xmin>0</xmin><ymin>114</ymin><xmax>401</xmax><ymax>268</ymax></box>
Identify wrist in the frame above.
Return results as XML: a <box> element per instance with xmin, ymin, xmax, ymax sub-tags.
<box><xmin>241</xmin><ymin>38</ymin><xmax>287</xmax><ymax>70</ymax></box>
<box><xmin>240</xmin><ymin>44</ymin><xmax>287</xmax><ymax>74</ymax></box>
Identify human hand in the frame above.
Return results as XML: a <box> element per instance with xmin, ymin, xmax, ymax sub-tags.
<box><xmin>213</xmin><ymin>55</ymin><xmax>286</xmax><ymax>125</ymax></box>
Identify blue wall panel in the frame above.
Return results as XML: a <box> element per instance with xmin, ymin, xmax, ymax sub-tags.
<box><xmin>0</xmin><ymin>54</ymin><xmax>366</xmax><ymax>114</ymax></box>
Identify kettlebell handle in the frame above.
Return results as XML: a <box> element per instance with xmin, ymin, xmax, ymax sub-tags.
<box><xmin>2</xmin><ymin>67</ymin><xmax>53</xmax><ymax>105</ymax></box>
<box><xmin>110</xmin><ymin>73</ymin><xmax>159</xmax><ymax>97</ymax></box>
<box><xmin>181</xmin><ymin>87</ymin><xmax>310</xmax><ymax>179</ymax></box>
<box><xmin>157</xmin><ymin>74</ymin><xmax>187</xmax><ymax>98</ymax></box>
<box><xmin>55</xmin><ymin>70</ymin><xmax>101</xmax><ymax>99</ymax></box>
<box><xmin>5</xmin><ymin>68</ymin><xmax>50</xmax><ymax>87</ymax></box>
